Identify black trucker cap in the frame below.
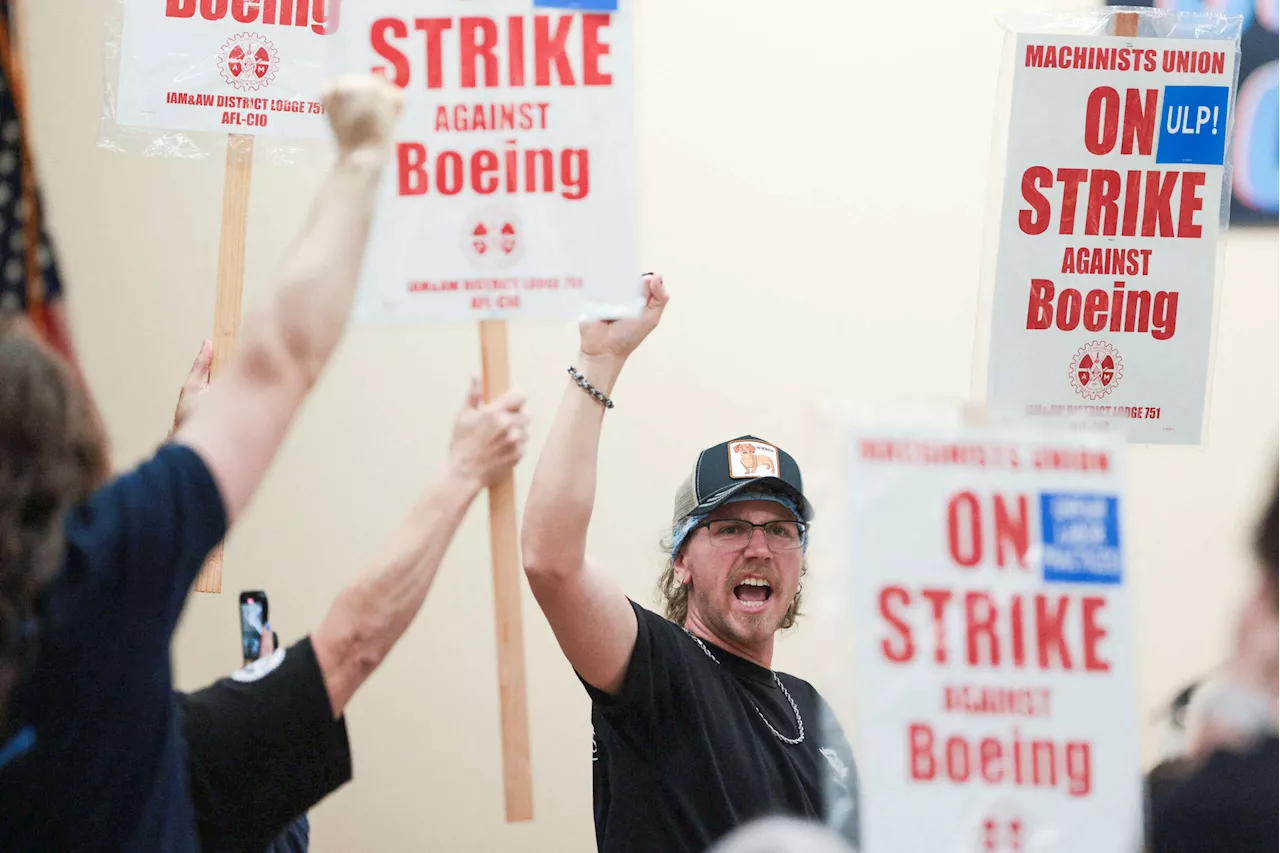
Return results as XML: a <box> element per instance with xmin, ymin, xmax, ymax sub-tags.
<box><xmin>671</xmin><ymin>436</ymin><xmax>813</xmax><ymax>523</ymax></box>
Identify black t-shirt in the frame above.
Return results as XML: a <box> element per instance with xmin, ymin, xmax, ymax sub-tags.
<box><xmin>179</xmin><ymin>636</ymin><xmax>352</xmax><ymax>853</ymax></box>
<box><xmin>584</xmin><ymin>602</ymin><xmax>860</xmax><ymax>853</ymax></box>
<box><xmin>1148</xmin><ymin>735</ymin><xmax>1278</xmax><ymax>853</ymax></box>
<box><xmin>0</xmin><ymin>444</ymin><xmax>227</xmax><ymax>852</ymax></box>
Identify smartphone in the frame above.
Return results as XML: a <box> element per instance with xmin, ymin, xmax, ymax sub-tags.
<box><xmin>239</xmin><ymin>590</ymin><xmax>268</xmax><ymax>663</ymax></box>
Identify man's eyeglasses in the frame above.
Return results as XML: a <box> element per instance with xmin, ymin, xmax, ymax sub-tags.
<box><xmin>696</xmin><ymin>519</ymin><xmax>808</xmax><ymax>551</ymax></box>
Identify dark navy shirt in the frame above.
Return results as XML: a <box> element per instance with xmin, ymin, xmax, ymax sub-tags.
<box><xmin>0</xmin><ymin>444</ymin><xmax>227</xmax><ymax>851</ymax></box>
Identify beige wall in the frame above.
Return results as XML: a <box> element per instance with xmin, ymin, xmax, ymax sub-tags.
<box><xmin>24</xmin><ymin>0</ymin><xmax>1277</xmax><ymax>850</ymax></box>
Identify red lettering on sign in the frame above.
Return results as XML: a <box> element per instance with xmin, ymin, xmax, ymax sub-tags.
<box><xmin>1025</xmin><ymin>278</ymin><xmax>1178</xmax><ymax>340</ymax></box>
<box><xmin>1084</xmin><ymin>87</ymin><xmax>1120</xmax><ymax>155</ymax></box>
<box><xmin>880</xmin><ymin>586</ymin><xmax>914</xmax><ymax>663</ymax></box>
<box><xmin>582</xmin><ymin>14</ymin><xmax>613</xmax><ymax>85</ymax></box>
<box><xmin>460</xmin><ymin>17</ymin><xmax>499</xmax><ymax>88</ymax></box>
<box><xmin>1081</xmin><ymin>596</ymin><xmax>1110</xmax><ymax>672</ymax></box>
<box><xmin>395</xmin><ymin>140</ymin><xmax>590</xmax><ymax>200</ymax></box>
<box><xmin>923</xmin><ymin>588</ymin><xmax>953</xmax><ymax>664</ymax></box>
<box><xmin>909</xmin><ymin>723</ymin><xmax>1093</xmax><ymax>796</ymax></box>
<box><xmin>876</xmin><ymin>587</ymin><xmax>1113</xmax><ymax>673</ymax></box>
<box><xmin>946</xmin><ymin>492</ymin><xmax>1030</xmax><ymax>569</ymax></box>
<box><xmin>1121</xmin><ymin>88</ymin><xmax>1158</xmax><ymax>155</ymax></box>
<box><xmin>948</xmin><ymin>492</ymin><xmax>983</xmax><ymax>568</ymax></box>
<box><xmin>1036</xmin><ymin>595</ymin><xmax>1072</xmax><ymax>670</ymax></box>
<box><xmin>167</xmin><ymin>0</ymin><xmax>337</xmax><ymax>34</ymax></box>
<box><xmin>1019</xmin><ymin>167</ymin><xmax>1053</xmax><ymax>235</ymax></box>
<box><xmin>535</xmin><ymin>15</ymin><xmax>575</xmax><ymax>85</ymax></box>
<box><xmin>370</xmin><ymin>14</ymin><xmax>612</xmax><ymax>89</ymax></box>
<box><xmin>371</xmin><ymin>18</ymin><xmax>410</xmax><ymax>83</ymax></box>
<box><xmin>1060</xmin><ymin>247</ymin><xmax>1152</xmax><ymax>277</ymax></box>
<box><xmin>1018</xmin><ymin>168</ymin><xmax>1207</xmax><ymax>238</ymax></box>
<box><xmin>994</xmin><ymin>495</ymin><xmax>1028</xmax><ymax>569</ymax></box>
<box><xmin>966</xmin><ymin>592</ymin><xmax>1000</xmax><ymax>666</ymax></box>
<box><xmin>1084</xmin><ymin>87</ymin><xmax>1157</xmax><ymax>156</ymax></box>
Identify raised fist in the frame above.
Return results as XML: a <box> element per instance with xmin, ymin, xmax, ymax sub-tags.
<box><xmin>322</xmin><ymin>74</ymin><xmax>403</xmax><ymax>157</ymax></box>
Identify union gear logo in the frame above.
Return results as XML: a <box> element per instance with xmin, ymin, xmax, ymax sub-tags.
<box><xmin>462</xmin><ymin>208</ymin><xmax>524</xmax><ymax>269</ymax></box>
<box><xmin>219</xmin><ymin>33</ymin><xmax>279</xmax><ymax>91</ymax></box>
<box><xmin>728</xmin><ymin>441</ymin><xmax>779</xmax><ymax>480</ymax></box>
<box><xmin>1068</xmin><ymin>341</ymin><xmax>1124</xmax><ymax>400</ymax></box>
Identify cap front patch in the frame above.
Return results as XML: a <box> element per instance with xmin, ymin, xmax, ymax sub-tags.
<box><xmin>728</xmin><ymin>441</ymin><xmax>780</xmax><ymax>480</ymax></box>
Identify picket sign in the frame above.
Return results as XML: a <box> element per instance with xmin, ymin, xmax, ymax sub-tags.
<box><xmin>849</xmin><ymin>419</ymin><xmax>1141</xmax><ymax>853</ymax></box>
<box><xmin>330</xmin><ymin>0</ymin><xmax>640</xmax><ymax>820</ymax></box>
<box><xmin>982</xmin><ymin>4</ymin><xmax>1240</xmax><ymax>445</ymax></box>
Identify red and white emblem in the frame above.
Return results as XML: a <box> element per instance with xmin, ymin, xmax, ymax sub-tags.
<box><xmin>461</xmin><ymin>209</ymin><xmax>525</xmax><ymax>269</ymax></box>
<box><xmin>219</xmin><ymin>33</ymin><xmax>279</xmax><ymax>91</ymax></box>
<box><xmin>1068</xmin><ymin>340</ymin><xmax>1124</xmax><ymax>400</ymax></box>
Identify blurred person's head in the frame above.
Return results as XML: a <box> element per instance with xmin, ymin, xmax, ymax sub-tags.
<box><xmin>704</xmin><ymin>817</ymin><xmax>857</xmax><ymax>853</ymax></box>
<box><xmin>1252</xmin><ymin>482</ymin><xmax>1276</xmax><ymax>606</ymax></box>
<box><xmin>0</xmin><ymin>319</ymin><xmax>108</xmax><ymax>723</ymax></box>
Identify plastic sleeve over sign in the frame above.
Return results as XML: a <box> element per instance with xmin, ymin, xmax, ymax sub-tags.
<box><xmin>98</xmin><ymin>0</ymin><xmax>345</xmax><ymax>164</ymax></box>
<box><xmin>970</xmin><ymin>7</ymin><xmax>1244</xmax><ymax>447</ymax></box>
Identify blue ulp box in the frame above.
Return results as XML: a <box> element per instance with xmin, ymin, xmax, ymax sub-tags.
<box><xmin>1039</xmin><ymin>493</ymin><xmax>1123</xmax><ymax>585</ymax></box>
<box><xmin>534</xmin><ymin>0</ymin><xmax>618</xmax><ymax>9</ymax></box>
<box><xmin>1156</xmin><ymin>85</ymin><xmax>1231</xmax><ymax>166</ymax></box>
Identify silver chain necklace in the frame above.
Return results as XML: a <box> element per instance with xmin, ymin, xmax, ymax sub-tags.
<box><xmin>682</xmin><ymin>628</ymin><xmax>805</xmax><ymax>746</ymax></box>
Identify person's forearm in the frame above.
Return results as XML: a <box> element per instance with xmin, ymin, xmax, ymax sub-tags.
<box><xmin>242</xmin><ymin>149</ymin><xmax>387</xmax><ymax>389</ymax></box>
<box><xmin>312</xmin><ymin>467</ymin><xmax>482</xmax><ymax>717</ymax></box>
<box><xmin>521</xmin><ymin>354</ymin><xmax>622</xmax><ymax>578</ymax></box>
<box><xmin>170</xmin><ymin>143</ymin><xmax>393</xmax><ymax>522</ymax></box>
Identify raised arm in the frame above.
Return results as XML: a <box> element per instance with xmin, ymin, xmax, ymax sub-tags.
<box><xmin>172</xmin><ymin>75</ymin><xmax>402</xmax><ymax>523</ymax></box>
<box><xmin>522</xmin><ymin>275</ymin><xmax>668</xmax><ymax>695</ymax></box>
<box><xmin>311</xmin><ymin>380</ymin><xmax>528</xmax><ymax>717</ymax></box>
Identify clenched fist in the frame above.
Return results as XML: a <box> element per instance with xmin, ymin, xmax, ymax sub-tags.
<box><xmin>449</xmin><ymin>379</ymin><xmax>529</xmax><ymax>488</ymax></box>
<box><xmin>323</xmin><ymin>74</ymin><xmax>402</xmax><ymax>158</ymax></box>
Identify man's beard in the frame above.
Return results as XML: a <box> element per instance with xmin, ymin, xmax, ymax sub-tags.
<box><xmin>692</xmin><ymin>580</ymin><xmax>784</xmax><ymax>648</ymax></box>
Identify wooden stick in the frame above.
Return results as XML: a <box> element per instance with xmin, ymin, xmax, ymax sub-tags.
<box><xmin>479</xmin><ymin>319</ymin><xmax>534</xmax><ymax>822</ymax></box>
<box><xmin>194</xmin><ymin>133</ymin><xmax>255</xmax><ymax>594</ymax></box>
<box><xmin>1114</xmin><ymin>9</ymin><xmax>1139</xmax><ymax>38</ymax></box>
<box><xmin>9</xmin><ymin>1</ymin><xmax>25</xmax><ymax>78</ymax></box>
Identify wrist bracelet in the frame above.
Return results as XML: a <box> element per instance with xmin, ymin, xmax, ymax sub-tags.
<box><xmin>568</xmin><ymin>366</ymin><xmax>615</xmax><ymax>409</ymax></box>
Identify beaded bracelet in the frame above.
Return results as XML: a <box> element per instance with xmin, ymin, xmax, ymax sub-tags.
<box><xmin>568</xmin><ymin>366</ymin><xmax>615</xmax><ymax>409</ymax></box>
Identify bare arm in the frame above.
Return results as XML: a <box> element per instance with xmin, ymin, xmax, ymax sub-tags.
<box><xmin>522</xmin><ymin>276</ymin><xmax>668</xmax><ymax>695</ymax></box>
<box><xmin>312</xmin><ymin>382</ymin><xmax>528</xmax><ymax>717</ymax></box>
<box><xmin>173</xmin><ymin>76</ymin><xmax>402</xmax><ymax>523</ymax></box>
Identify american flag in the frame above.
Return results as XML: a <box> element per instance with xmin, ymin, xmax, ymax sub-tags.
<box><xmin>0</xmin><ymin>1</ymin><xmax>84</xmax><ymax>378</ymax></box>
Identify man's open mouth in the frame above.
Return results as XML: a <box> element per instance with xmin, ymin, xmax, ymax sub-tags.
<box><xmin>733</xmin><ymin>578</ymin><xmax>773</xmax><ymax>609</ymax></box>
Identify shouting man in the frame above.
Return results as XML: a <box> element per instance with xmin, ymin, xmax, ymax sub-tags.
<box><xmin>522</xmin><ymin>275</ymin><xmax>859</xmax><ymax>853</ymax></box>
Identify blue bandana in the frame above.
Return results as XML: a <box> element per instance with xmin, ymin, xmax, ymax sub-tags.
<box><xmin>670</xmin><ymin>490</ymin><xmax>804</xmax><ymax>562</ymax></box>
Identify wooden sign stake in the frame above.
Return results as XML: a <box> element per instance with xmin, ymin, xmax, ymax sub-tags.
<box><xmin>479</xmin><ymin>319</ymin><xmax>534</xmax><ymax>822</ymax></box>
<box><xmin>194</xmin><ymin>132</ymin><xmax>254</xmax><ymax>594</ymax></box>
